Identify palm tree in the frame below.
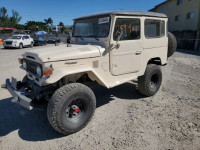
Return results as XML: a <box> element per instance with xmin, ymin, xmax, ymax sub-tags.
<box><xmin>44</xmin><ymin>17</ymin><xmax>53</xmax><ymax>33</ymax></box>
<box><xmin>44</xmin><ymin>17</ymin><xmax>53</xmax><ymax>26</ymax></box>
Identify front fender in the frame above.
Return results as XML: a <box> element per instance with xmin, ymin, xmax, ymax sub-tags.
<box><xmin>43</xmin><ymin>66</ymin><xmax>90</xmax><ymax>85</ymax></box>
<box><xmin>42</xmin><ymin>65</ymin><xmax>107</xmax><ymax>87</ymax></box>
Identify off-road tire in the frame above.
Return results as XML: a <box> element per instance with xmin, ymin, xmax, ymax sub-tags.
<box><xmin>168</xmin><ymin>32</ymin><xmax>177</xmax><ymax>57</ymax></box>
<box><xmin>138</xmin><ymin>64</ymin><xmax>162</xmax><ymax>96</ymax></box>
<box><xmin>19</xmin><ymin>43</ymin><xmax>23</xmax><ymax>49</ymax></box>
<box><xmin>47</xmin><ymin>83</ymin><xmax>96</xmax><ymax>135</ymax></box>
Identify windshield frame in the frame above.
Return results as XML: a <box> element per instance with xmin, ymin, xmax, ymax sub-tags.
<box><xmin>72</xmin><ymin>15</ymin><xmax>111</xmax><ymax>38</ymax></box>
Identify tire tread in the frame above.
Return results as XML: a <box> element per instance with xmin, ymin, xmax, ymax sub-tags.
<box><xmin>138</xmin><ymin>64</ymin><xmax>162</xmax><ymax>96</ymax></box>
<box><xmin>47</xmin><ymin>83</ymin><xmax>96</xmax><ymax>135</ymax></box>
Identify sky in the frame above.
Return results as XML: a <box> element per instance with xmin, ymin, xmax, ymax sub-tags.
<box><xmin>1</xmin><ymin>0</ymin><xmax>166</xmax><ymax>25</ymax></box>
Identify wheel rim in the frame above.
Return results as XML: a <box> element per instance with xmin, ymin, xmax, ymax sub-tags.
<box><xmin>20</xmin><ymin>44</ymin><xmax>22</xmax><ymax>49</ymax></box>
<box><xmin>150</xmin><ymin>73</ymin><xmax>159</xmax><ymax>91</ymax></box>
<box><xmin>65</xmin><ymin>98</ymin><xmax>86</xmax><ymax>123</ymax></box>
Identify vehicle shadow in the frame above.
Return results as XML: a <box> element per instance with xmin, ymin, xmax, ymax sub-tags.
<box><xmin>0</xmin><ymin>47</ymin><xmax>17</xmax><ymax>50</ymax></box>
<box><xmin>94</xmin><ymin>82</ymin><xmax>144</xmax><ymax>108</ymax></box>
<box><xmin>0</xmin><ymin>47</ymin><xmax>28</xmax><ymax>50</ymax></box>
<box><xmin>0</xmin><ymin>97</ymin><xmax>63</xmax><ymax>141</ymax></box>
<box><xmin>0</xmin><ymin>82</ymin><xmax>144</xmax><ymax>142</ymax></box>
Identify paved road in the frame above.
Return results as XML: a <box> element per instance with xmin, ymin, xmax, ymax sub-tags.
<box><xmin>0</xmin><ymin>46</ymin><xmax>200</xmax><ymax>150</ymax></box>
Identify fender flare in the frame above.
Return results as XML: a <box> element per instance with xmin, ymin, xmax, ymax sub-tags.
<box><xmin>42</xmin><ymin>66</ymin><xmax>108</xmax><ymax>87</ymax></box>
<box><xmin>139</xmin><ymin>57</ymin><xmax>165</xmax><ymax>77</ymax></box>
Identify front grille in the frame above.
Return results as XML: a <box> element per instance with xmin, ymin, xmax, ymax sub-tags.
<box><xmin>27</xmin><ymin>61</ymin><xmax>37</xmax><ymax>74</ymax></box>
<box><xmin>25</xmin><ymin>59</ymin><xmax>43</xmax><ymax>77</ymax></box>
<box><xmin>6</xmin><ymin>41</ymin><xmax>13</xmax><ymax>45</ymax></box>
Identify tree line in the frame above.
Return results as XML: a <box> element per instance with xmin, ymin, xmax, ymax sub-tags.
<box><xmin>0</xmin><ymin>7</ymin><xmax>70</xmax><ymax>33</ymax></box>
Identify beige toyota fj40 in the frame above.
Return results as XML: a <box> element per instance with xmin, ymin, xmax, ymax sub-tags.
<box><xmin>2</xmin><ymin>11</ymin><xmax>177</xmax><ymax>135</ymax></box>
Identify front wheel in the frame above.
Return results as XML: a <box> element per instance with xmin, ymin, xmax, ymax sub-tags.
<box><xmin>138</xmin><ymin>64</ymin><xmax>162</xmax><ymax>96</ymax></box>
<box><xmin>19</xmin><ymin>43</ymin><xmax>23</xmax><ymax>49</ymax></box>
<box><xmin>30</xmin><ymin>42</ymin><xmax>34</xmax><ymax>47</ymax></box>
<box><xmin>47</xmin><ymin>83</ymin><xmax>96</xmax><ymax>135</ymax></box>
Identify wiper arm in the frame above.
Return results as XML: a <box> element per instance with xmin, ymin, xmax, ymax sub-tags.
<box><xmin>79</xmin><ymin>37</ymin><xmax>84</xmax><ymax>41</ymax></box>
<box><xmin>94</xmin><ymin>38</ymin><xmax>99</xmax><ymax>41</ymax></box>
<box><xmin>85</xmin><ymin>35</ymin><xmax>100</xmax><ymax>41</ymax></box>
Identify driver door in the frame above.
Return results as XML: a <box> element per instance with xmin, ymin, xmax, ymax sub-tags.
<box><xmin>110</xmin><ymin>17</ymin><xmax>142</xmax><ymax>76</ymax></box>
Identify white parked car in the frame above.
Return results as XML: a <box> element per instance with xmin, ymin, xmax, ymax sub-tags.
<box><xmin>4</xmin><ymin>34</ymin><xmax>34</xmax><ymax>49</ymax></box>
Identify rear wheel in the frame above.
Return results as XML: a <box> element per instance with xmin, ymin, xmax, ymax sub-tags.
<box><xmin>47</xmin><ymin>83</ymin><xmax>96</xmax><ymax>135</ymax></box>
<box><xmin>138</xmin><ymin>64</ymin><xmax>162</xmax><ymax>96</ymax></box>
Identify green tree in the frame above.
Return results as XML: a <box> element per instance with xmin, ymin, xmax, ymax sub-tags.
<box><xmin>0</xmin><ymin>7</ymin><xmax>9</xmax><ymax>27</ymax></box>
<box><xmin>44</xmin><ymin>17</ymin><xmax>53</xmax><ymax>26</ymax></box>
<box><xmin>0</xmin><ymin>7</ymin><xmax>22</xmax><ymax>28</ymax></box>
<box><xmin>58</xmin><ymin>22</ymin><xmax>64</xmax><ymax>33</ymax></box>
<box><xmin>0</xmin><ymin>7</ymin><xmax>8</xmax><ymax>18</ymax></box>
<box><xmin>25</xmin><ymin>21</ymin><xmax>46</xmax><ymax>31</ymax></box>
<box><xmin>58</xmin><ymin>22</ymin><xmax>64</xmax><ymax>27</ymax></box>
<box><xmin>58</xmin><ymin>22</ymin><xmax>70</xmax><ymax>33</ymax></box>
<box><xmin>44</xmin><ymin>17</ymin><xmax>53</xmax><ymax>33</ymax></box>
<box><xmin>9</xmin><ymin>9</ymin><xmax>22</xmax><ymax>27</ymax></box>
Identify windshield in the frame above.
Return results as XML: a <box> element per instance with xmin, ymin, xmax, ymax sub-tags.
<box><xmin>10</xmin><ymin>36</ymin><xmax>22</xmax><ymax>39</ymax></box>
<box><xmin>73</xmin><ymin>16</ymin><xmax>111</xmax><ymax>38</ymax></box>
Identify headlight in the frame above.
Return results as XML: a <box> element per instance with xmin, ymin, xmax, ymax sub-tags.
<box><xmin>13</xmin><ymin>41</ymin><xmax>18</xmax><ymax>43</ymax></box>
<box><xmin>23</xmin><ymin>60</ymin><xmax>27</xmax><ymax>69</ymax></box>
<box><xmin>36</xmin><ymin>66</ymin><xmax>42</xmax><ymax>77</ymax></box>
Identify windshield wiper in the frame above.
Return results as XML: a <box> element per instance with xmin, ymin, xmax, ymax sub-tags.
<box><xmin>85</xmin><ymin>35</ymin><xmax>100</xmax><ymax>41</ymax></box>
<box><xmin>79</xmin><ymin>37</ymin><xmax>84</xmax><ymax>41</ymax></box>
<box><xmin>94</xmin><ymin>38</ymin><xmax>99</xmax><ymax>41</ymax></box>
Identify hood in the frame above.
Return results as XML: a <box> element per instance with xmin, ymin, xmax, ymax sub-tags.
<box><xmin>23</xmin><ymin>44</ymin><xmax>104</xmax><ymax>62</ymax></box>
<box><xmin>4</xmin><ymin>39</ymin><xmax>14</xmax><ymax>41</ymax></box>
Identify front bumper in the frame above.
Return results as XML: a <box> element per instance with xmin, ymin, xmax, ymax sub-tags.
<box><xmin>3</xmin><ymin>78</ymin><xmax>33</xmax><ymax>110</ymax></box>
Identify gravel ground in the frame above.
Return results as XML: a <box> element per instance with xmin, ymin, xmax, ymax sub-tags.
<box><xmin>0</xmin><ymin>45</ymin><xmax>200</xmax><ymax>150</ymax></box>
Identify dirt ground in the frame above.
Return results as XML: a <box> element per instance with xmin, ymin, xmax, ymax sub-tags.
<box><xmin>0</xmin><ymin>45</ymin><xmax>200</xmax><ymax>150</ymax></box>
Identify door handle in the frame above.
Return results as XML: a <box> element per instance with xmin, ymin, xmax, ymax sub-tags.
<box><xmin>135</xmin><ymin>51</ymin><xmax>141</xmax><ymax>55</ymax></box>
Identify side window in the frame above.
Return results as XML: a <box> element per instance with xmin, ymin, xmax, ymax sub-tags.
<box><xmin>145</xmin><ymin>19</ymin><xmax>165</xmax><ymax>38</ymax></box>
<box><xmin>187</xmin><ymin>12</ymin><xmax>195</xmax><ymax>19</ymax></box>
<box><xmin>25</xmin><ymin>36</ymin><xmax>29</xmax><ymax>39</ymax></box>
<box><xmin>113</xmin><ymin>18</ymin><xmax>140</xmax><ymax>41</ymax></box>
<box><xmin>175</xmin><ymin>15</ymin><xmax>181</xmax><ymax>21</ymax></box>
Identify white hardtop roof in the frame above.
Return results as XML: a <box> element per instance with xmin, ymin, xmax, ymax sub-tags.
<box><xmin>74</xmin><ymin>10</ymin><xmax>167</xmax><ymax>20</ymax></box>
